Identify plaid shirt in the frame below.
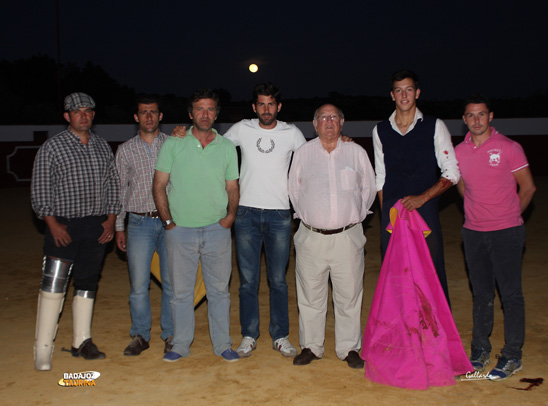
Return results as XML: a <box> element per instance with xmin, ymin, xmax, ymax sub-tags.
<box><xmin>115</xmin><ymin>132</ymin><xmax>168</xmax><ymax>231</ymax></box>
<box><xmin>31</xmin><ymin>128</ymin><xmax>120</xmax><ymax>219</ymax></box>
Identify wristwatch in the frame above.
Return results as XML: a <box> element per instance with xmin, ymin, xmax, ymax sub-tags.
<box><xmin>162</xmin><ymin>219</ymin><xmax>174</xmax><ymax>228</ymax></box>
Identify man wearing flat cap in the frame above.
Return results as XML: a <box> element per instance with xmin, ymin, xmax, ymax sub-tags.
<box><xmin>31</xmin><ymin>92</ymin><xmax>120</xmax><ymax>371</ymax></box>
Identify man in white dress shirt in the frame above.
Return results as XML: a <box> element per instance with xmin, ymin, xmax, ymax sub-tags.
<box><xmin>288</xmin><ymin>104</ymin><xmax>376</xmax><ymax>369</ymax></box>
<box><xmin>372</xmin><ymin>70</ymin><xmax>460</xmax><ymax>304</ymax></box>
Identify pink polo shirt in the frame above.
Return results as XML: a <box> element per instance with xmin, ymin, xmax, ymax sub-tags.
<box><xmin>288</xmin><ymin>137</ymin><xmax>376</xmax><ymax>230</ymax></box>
<box><xmin>455</xmin><ymin>128</ymin><xmax>529</xmax><ymax>232</ymax></box>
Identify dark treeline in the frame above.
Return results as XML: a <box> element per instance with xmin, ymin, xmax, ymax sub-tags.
<box><xmin>1</xmin><ymin>55</ymin><xmax>547</xmax><ymax>125</ymax></box>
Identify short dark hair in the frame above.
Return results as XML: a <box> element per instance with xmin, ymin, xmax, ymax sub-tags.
<box><xmin>463</xmin><ymin>94</ymin><xmax>492</xmax><ymax>113</ymax></box>
<box><xmin>253</xmin><ymin>82</ymin><xmax>281</xmax><ymax>104</ymax></box>
<box><xmin>187</xmin><ymin>89</ymin><xmax>220</xmax><ymax>115</ymax></box>
<box><xmin>136</xmin><ymin>96</ymin><xmax>161</xmax><ymax>113</ymax></box>
<box><xmin>390</xmin><ymin>70</ymin><xmax>420</xmax><ymax>91</ymax></box>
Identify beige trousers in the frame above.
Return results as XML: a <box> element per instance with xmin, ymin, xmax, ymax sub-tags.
<box><xmin>294</xmin><ymin>222</ymin><xmax>366</xmax><ymax>360</ymax></box>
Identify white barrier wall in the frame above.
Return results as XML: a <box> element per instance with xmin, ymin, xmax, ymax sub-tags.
<box><xmin>1</xmin><ymin>118</ymin><xmax>548</xmax><ymax>142</ymax></box>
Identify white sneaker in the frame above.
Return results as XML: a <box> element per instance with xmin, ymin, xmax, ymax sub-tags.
<box><xmin>236</xmin><ymin>336</ymin><xmax>256</xmax><ymax>358</ymax></box>
<box><xmin>272</xmin><ymin>336</ymin><xmax>297</xmax><ymax>358</ymax></box>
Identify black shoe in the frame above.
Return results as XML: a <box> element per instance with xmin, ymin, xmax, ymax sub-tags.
<box><xmin>344</xmin><ymin>350</ymin><xmax>364</xmax><ymax>369</ymax></box>
<box><xmin>71</xmin><ymin>338</ymin><xmax>106</xmax><ymax>360</ymax></box>
<box><xmin>164</xmin><ymin>336</ymin><xmax>174</xmax><ymax>354</ymax></box>
<box><xmin>293</xmin><ymin>348</ymin><xmax>320</xmax><ymax>366</ymax></box>
<box><xmin>123</xmin><ymin>335</ymin><xmax>150</xmax><ymax>356</ymax></box>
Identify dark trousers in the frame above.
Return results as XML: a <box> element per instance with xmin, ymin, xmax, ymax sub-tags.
<box><xmin>381</xmin><ymin>199</ymin><xmax>450</xmax><ymax>305</ymax></box>
<box><xmin>462</xmin><ymin>225</ymin><xmax>526</xmax><ymax>360</ymax></box>
<box><xmin>44</xmin><ymin>216</ymin><xmax>108</xmax><ymax>292</ymax></box>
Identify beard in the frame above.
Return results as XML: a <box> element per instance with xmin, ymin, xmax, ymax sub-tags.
<box><xmin>258</xmin><ymin>112</ymin><xmax>277</xmax><ymax>127</ymax></box>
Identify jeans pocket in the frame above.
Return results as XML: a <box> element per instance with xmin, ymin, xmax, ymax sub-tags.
<box><xmin>128</xmin><ymin>213</ymin><xmax>145</xmax><ymax>228</ymax></box>
<box><xmin>236</xmin><ymin>206</ymin><xmax>248</xmax><ymax>218</ymax></box>
<box><xmin>275</xmin><ymin>209</ymin><xmax>291</xmax><ymax>220</ymax></box>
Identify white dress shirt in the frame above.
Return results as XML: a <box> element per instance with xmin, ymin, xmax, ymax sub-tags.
<box><xmin>289</xmin><ymin>137</ymin><xmax>376</xmax><ymax>230</ymax></box>
<box><xmin>373</xmin><ymin>108</ymin><xmax>460</xmax><ymax>192</ymax></box>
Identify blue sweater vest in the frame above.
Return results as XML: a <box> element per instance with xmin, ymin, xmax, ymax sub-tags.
<box><xmin>378</xmin><ymin>115</ymin><xmax>438</xmax><ymax>202</ymax></box>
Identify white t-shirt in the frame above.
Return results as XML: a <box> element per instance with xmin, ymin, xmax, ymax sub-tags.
<box><xmin>224</xmin><ymin>119</ymin><xmax>306</xmax><ymax>209</ymax></box>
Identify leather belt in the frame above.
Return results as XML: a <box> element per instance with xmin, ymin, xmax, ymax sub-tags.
<box><xmin>302</xmin><ymin>222</ymin><xmax>357</xmax><ymax>235</ymax></box>
<box><xmin>130</xmin><ymin>211</ymin><xmax>160</xmax><ymax>218</ymax></box>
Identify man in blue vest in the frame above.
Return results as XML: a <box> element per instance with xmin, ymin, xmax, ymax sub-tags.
<box><xmin>372</xmin><ymin>70</ymin><xmax>460</xmax><ymax>304</ymax></box>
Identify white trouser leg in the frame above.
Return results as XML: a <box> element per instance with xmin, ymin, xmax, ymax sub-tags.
<box><xmin>72</xmin><ymin>292</ymin><xmax>95</xmax><ymax>348</ymax></box>
<box><xmin>34</xmin><ymin>291</ymin><xmax>65</xmax><ymax>371</ymax></box>
<box><xmin>34</xmin><ymin>256</ymin><xmax>72</xmax><ymax>371</ymax></box>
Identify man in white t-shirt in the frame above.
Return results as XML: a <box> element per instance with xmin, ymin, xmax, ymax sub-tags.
<box><xmin>172</xmin><ymin>83</ymin><xmax>306</xmax><ymax>358</ymax></box>
<box><xmin>226</xmin><ymin>83</ymin><xmax>306</xmax><ymax>358</ymax></box>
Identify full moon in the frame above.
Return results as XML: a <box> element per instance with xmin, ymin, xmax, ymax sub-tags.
<box><xmin>249</xmin><ymin>64</ymin><xmax>258</xmax><ymax>73</ymax></box>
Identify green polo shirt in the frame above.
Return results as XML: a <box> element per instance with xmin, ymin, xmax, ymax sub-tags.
<box><xmin>155</xmin><ymin>127</ymin><xmax>239</xmax><ymax>227</ymax></box>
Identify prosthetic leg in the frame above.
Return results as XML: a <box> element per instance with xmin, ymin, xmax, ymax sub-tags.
<box><xmin>71</xmin><ymin>290</ymin><xmax>105</xmax><ymax>359</ymax></box>
<box><xmin>34</xmin><ymin>257</ymin><xmax>72</xmax><ymax>371</ymax></box>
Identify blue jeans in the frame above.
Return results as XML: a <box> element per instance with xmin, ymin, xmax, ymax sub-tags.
<box><xmin>234</xmin><ymin>206</ymin><xmax>291</xmax><ymax>341</ymax></box>
<box><xmin>166</xmin><ymin>222</ymin><xmax>233</xmax><ymax>357</ymax></box>
<box><xmin>462</xmin><ymin>225</ymin><xmax>526</xmax><ymax>360</ymax></box>
<box><xmin>127</xmin><ymin>213</ymin><xmax>173</xmax><ymax>342</ymax></box>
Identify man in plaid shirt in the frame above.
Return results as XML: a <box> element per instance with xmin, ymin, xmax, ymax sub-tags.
<box><xmin>31</xmin><ymin>92</ymin><xmax>120</xmax><ymax>371</ymax></box>
<box><xmin>115</xmin><ymin>98</ymin><xmax>174</xmax><ymax>356</ymax></box>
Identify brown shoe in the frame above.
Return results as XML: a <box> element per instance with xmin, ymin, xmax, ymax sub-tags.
<box><xmin>164</xmin><ymin>336</ymin><xmax>174</xmax><ymax>354</ymax></box>
<box><xmin>293</xmin><ymin>348</ymin><xmax>320</xmax><ymax>366</ymax></box>
<box><xmin>123</xmin><ymin>335</ymin><xmax>150</xmax><ymax>356</ymax></box>
<box><xmin>71</xmin><ymin>338</ymin><xmax>106</xmax><ymax>360</ymax></box>
<box><xmin>344</xmin><ymin>350</ymin><xmax>364</xmax><ymax>369</ymax></box>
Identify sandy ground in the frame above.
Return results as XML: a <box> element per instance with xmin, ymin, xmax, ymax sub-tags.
<box><xmin>1</xmin><ymin>180</ymin><xmax>547</xmax><ymax>406</ymax></box>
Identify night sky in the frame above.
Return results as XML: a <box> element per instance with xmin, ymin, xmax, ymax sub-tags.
<box><xmin>2</xmin><ymin>1</ymin><xmax>546</xmax><ymax>101</ymax></box>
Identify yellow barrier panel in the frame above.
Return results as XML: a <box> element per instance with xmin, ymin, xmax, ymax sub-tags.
<box><xmin>150</xmin><ymin>252</ymin><xmax>207</xmax><ymax>307</ymax></box>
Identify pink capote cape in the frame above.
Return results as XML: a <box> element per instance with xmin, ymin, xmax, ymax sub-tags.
<box><xmin>361</xmin><ymin>200</ymin><xmax>473</xmax><ymax>390</ymax></box>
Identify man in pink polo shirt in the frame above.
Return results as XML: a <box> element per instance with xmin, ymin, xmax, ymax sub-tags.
<box><xmin>288</xmin><ymin>104</ymin><xmax>376</xmax><ymax>369</ymax></box>
<box><xmin>455</xmin><ymin>95</ymin><xmax>536</xmax><ymax>381</ymax></box>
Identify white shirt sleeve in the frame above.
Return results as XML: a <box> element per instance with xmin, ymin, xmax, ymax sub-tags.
<box><xmin>434</xmin><ymin>119</ymin><xmax>461</xmax><ymax>184</ymax></box>
<box><xmin>293</xmin><ymin>127</ymin><xmax>307</xmax><ymax>150</ymax></box>
<box><xmin>223</xmin><ymin>123</ymin><xmax>239</xmax><ymax>146</ymax></box>
<box><xmin>372</xmin><ymin>125</ymin><xmax>385</xmax><ymax>192</ymax></box>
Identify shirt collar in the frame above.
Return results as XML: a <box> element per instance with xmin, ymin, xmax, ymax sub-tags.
<box><xmin>66</xmin><ymin>127</ymin><xmax>94</xmax><ymax>143</ymax></box>
<box><xmin>388</xmin><ymin>108</ymin><xmax>423</xmax><ymax>135</ymax></box>
<box><xmin>136</xmin><ymin>131</ymin><xmax>165</xmax><ymax>145</ymax></box>
<box><xmin>464</xmin><ymin>127</ymin><xmax>497</xmax><ymax>146</ymax></box>
<box><xmin>188</xmin><ymin>126</ymin><xmax>220</xmax><ymax>144</ymax></box>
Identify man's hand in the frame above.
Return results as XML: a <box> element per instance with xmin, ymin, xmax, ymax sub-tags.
<box><xmin>98</xmin><ymin>215</ymin><xmax>116</xmax><ymax>244</ymax></box>
<box><xmin>116</xmin><ymin>230</ymin><xmax>127</xmax><ymax>252</ymax></box>
<box><xmin>164</xmin><ymin>222</ymin><xmax>176</xmax><ymax>231</ymax></box>
<box><xmin>45</xmin><ymin>217</ymin><xmax>72</xmax><ymax>247</ymax></box>
<box><xmin>171</xmin><ymin>125</ymin><xmax>188</xmax><ymax>138</ymax></box>
<box><xmin>341</xmin><ymin>135</ymin><xmax>354</xmax><ymax>143</ymax></box>
<box><xmin>401</xmin><ymin>195</ymin><xmax>427</xmax><ymax>211</ymax></box>
<box><xmin>219</xmin><ymin>214</ymin><xmax>235</xmax><ymax>229</ymax></box>
<box><xmin>401</xmin><ymin>178</ymin><xmax>453</xmax><ymax>211</ymax></box>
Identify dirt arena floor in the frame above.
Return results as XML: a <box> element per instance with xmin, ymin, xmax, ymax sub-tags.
<box><xmin>1</xmin><ymin>180</ymin><xmax>547</xmax><ymax>406</ymax></box>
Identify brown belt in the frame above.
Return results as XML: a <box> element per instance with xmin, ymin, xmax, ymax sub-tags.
<box><xmin>302</xmin><ymin>222</ymin><xmax>357</xmax><ymax>235</ymax></box>
<box><xmin>130</xmin><ymin>211</ymin><xmax>160</xmax><ymax>218</ymax></box>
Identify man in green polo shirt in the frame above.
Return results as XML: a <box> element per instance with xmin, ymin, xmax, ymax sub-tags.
<box><xmin>153</xmin><ymin>89</ymin><xmax>240</xmax><ymax>362</ymax></box>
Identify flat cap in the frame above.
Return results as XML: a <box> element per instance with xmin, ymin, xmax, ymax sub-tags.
<box><xmin>64</xmin><ymin>92</ymin><xmax>96</xmax><ymax>111</ymax></box>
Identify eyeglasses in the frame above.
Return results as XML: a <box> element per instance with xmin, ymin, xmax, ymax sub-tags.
<box><xmin>316</xmin><ymin>115</ymin><xmax>340</xmax><ymax>122</ymax></box>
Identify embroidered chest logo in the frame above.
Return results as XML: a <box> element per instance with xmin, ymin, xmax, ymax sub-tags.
<box><xmin>487</xmin><ymin>148</ymin><xmax>502</xmax><ymax>167</ymax></box>
<box><xmin>256</xmin><ymin>137</ymin><xmax>275</xmax><ymax>153</ymax></box>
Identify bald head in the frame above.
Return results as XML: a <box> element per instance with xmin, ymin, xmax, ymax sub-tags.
<box><xmin>313</xmin><ymin>104</ymin><xmax>344</xmax><ymax>125</ymax></box>
<box><xmin>313</xmin><ymin>104</ymin><xmax>345</xmax><ymax>145</ymax></box>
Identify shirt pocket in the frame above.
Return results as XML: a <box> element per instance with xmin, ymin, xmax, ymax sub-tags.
<box><xmin>340</xmin><ymin>167</ymin><xmax>358</xmax><ymax>191</ymax></box>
